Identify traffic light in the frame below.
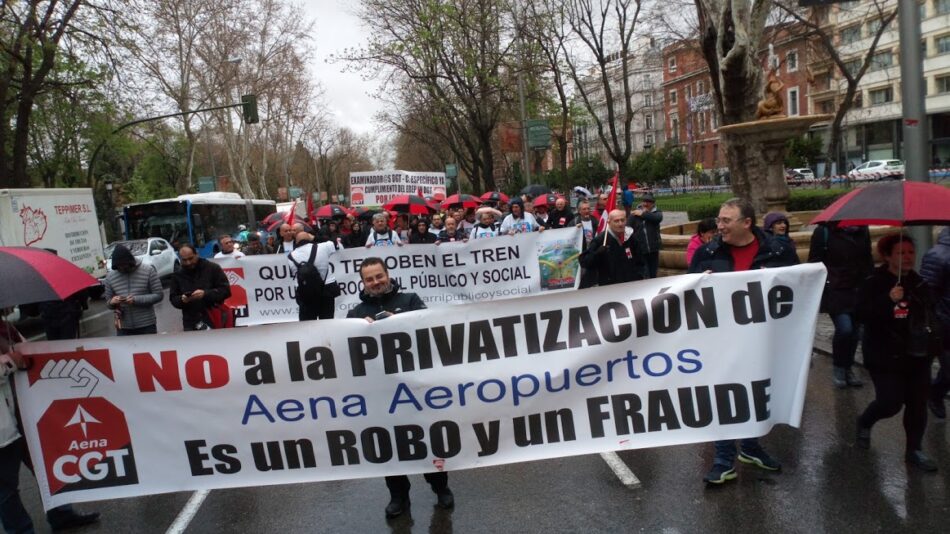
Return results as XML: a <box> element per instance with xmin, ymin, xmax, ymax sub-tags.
<box><xmin>241</xmin><ymin>94</ymin><xmax>259</xmax><ymax>124</ymax></box>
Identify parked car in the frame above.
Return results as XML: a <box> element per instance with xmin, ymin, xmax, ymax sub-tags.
<box><xmin>101</xmin><ymin>238</ymin><xmax>179</xmax><ymax>279</ymax></box>
<box><xmin>848</xmin><ymin>160</ymin><xmax>904</xmax><ymax>180</ymax></box>
<box><xmin>786</xmin><ymin>168</ymin><xmax>815</xmax><ymax>180</ymax></box>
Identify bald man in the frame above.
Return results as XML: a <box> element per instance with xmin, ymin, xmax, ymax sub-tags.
<box><xmin>579</xmin><ymin>209</ymin><xmax>646</xmax><ymax>286</ymax></box>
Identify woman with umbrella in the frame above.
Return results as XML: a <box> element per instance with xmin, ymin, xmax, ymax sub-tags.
<box><xmin>855</xmin><ymin>234</ymin><xmax>943</xmax><ymax>471</ymax></box>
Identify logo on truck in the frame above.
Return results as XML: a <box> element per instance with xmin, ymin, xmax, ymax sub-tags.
<box><xmin>19</xmin><ymin>205</ymin><xmax>48</xmax><ymax>246</ymax></box>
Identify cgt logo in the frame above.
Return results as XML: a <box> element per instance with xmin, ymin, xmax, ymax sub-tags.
<box><xmin>223</xmin><ymin>267</ymin><xmax>249</xmax><ymax>319</ymax></box>
<box><xmin>27</xmin><ymin>350</ymin><xmax>138</xmax><ymax>494</ymax></box>
<box><xmin>39</xmin><ymin>397</ymin><xmax>139</xmax><ymax>495</ymax></box>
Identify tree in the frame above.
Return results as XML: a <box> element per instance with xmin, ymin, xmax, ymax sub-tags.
<box><xmin>692</xmin><ymin>0</ymin><xmax>771</xmax><ymax>208</ymax></box>
<box><xmin>773</xmin><ymin>1</ymin><xmax>898</xmax><ymax>177</ymax></box>
<box><xmin>0</xmin><ymin>0</ymin><xmax>87</xmax><ymax>188</ymax></box>
<box><xmin>628</xmin><ymin>144</ymin><xmax>688</xmax><ymax>185</ymax></box>
<box><xmin>784</xmin><ymin>134</ymin><xmax>823</xmax><ymax>169</ymax></box>
<box><xmin>343</xmin><ymin>0</ymin><xmax>516</xmax><ymax>192</ymax></box>
<box><xmin>562</xmin><ymin>0</ymin><xmax>647</xmax><ymax>181</ymax></box>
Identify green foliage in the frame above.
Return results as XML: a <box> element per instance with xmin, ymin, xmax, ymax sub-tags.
<box><xmin>784</xmin><ymin>135</ymin><xmax>824</xmax><ymax>169</ymax></box>
<box><xmin>567</xmin><ymin>156</ymin><xmax>611</xmax><ymax>188</ymax></box>
<box><xmin>627</xmin><ymin>145</ymin><xmax>689</xmax><ymax>185</ymax></box>
<box><xmin>657</xmin><ymin>188</ymin><xmax>850</xmax><ymax>220</ymax></box>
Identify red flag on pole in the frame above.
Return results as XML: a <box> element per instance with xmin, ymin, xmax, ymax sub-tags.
<box><xmin>597</xmin><ymin>171</ymin><xmax>619</xmax><ymax>233</ymax></box>
<box><xmin>286</xmin><ymin>200</ymin><xmax>298</xmax><ymax>224</ymax></box>
<box><xmin>306</xmin><ymin>194</ymin><xmax>315</xmax><ymax>226</ymax></box>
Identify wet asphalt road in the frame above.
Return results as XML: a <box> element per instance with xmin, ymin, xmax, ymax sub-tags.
<box><xmin>14</xmin><ymin>294</ymin><xmax>950</xmax><ymax>533</ymax></box>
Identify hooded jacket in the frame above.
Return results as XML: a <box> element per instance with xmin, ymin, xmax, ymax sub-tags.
<box><xmin>807</xmin><ymin>224</ymin><xmax>873</xmax><ymax>315</ymax></box>
<box><xmin>103</xmin><ymin>245</ymin><xmax>164</xmax><ymax>329</ymax></box>
<box><xmin>346</xmin><ymin>281</ymin><xmax>425</xmax><ymax>319</ymax></box>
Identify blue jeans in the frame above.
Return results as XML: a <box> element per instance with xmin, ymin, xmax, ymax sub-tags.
<box><xmin>830</xmin><ymin>312</ymin><xmax>860</xmax><ymax>369</ymax></box>
<box><xmin>0</xmin><ymin>441</ymin><xmax>34</xmax><ymax>534</ymax></box>
<box><xmin>713</xmin><ymin>438</ymin><xmax>764</xmax><ymax>467</ymax></box>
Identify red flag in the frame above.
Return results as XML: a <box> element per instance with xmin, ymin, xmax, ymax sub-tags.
<box><xmin>597</xmin><ymin>171</ymin><xmax>619</xmax><ymax>233</ymax></box>
<box><xmin>306</xmin><ymin>194</ymin><xmax>315</xmax><ymax>226</ymax></box>
<box><xmin>417</xmin><ymin>187</ymin><xmax>425</xmax><ymax>198</ymax></box>
<box><xmin>286</xmin><ymin>200</ymin><xmax>298</xmax><ymax>224</ymax></box>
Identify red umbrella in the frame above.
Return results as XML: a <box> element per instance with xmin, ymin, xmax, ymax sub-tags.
<box><xmin>532</xmin><ymin>193</ymin><xmax>564</xmax><ymax>208</ymax></box>
<box><xmin>431</xmin><ymin>192</ymin><xmax>446</xmax><ymax>201</ymax></box>
<box><xmin>440</xmin><ymin>194</ymin><xmax>483</xmax><ymax>210</ymax></box>
<box><xmin>383</xmin><ymin>195</ymin><xmax>437</xmax><ymax>215</ymax></box>
<box><xmin>0</xmin><ymin>247</ymin><xmax>99</xmax><ymax>309</ymax></box>
<box><xmin>480</xmin><ymin>191</ymin><xmax>510</xmax><ymax>204</ymax></box>
<box><xmin>810</xmin><ymin>181</ymin><xmax>950</xmax><ymax>226</ymax></box>
<box><xmin>314</xmin><ymin>204</ymin><xmax>347</xmax><ymax>219</ymax></box>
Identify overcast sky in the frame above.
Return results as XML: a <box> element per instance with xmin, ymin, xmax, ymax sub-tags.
<box><xmin>301</xmin><ymin>1</ymin><xmax>383</xmax><ymax>136</ymax></box>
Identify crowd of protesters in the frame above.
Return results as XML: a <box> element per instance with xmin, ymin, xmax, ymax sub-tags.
<box><xmin>1</xmin><ymin>184</ymin><xmax>947</xmax><ymax>528</ymax></box>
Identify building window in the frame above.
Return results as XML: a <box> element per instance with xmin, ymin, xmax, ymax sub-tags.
<box><xmin>669</xmin><ymin>89</ymin><xmax>677</xmax><ymax>105</ymax></box>
<box><xmin>787</xmin><ymin>87</ymin><xmax>800</xmax><ymax>116</ymax></box>
<box><xmin>840</xmin><ymin>25</ymin><xmax>861</xmax><ymax>46</ymax></box>
<box><xmin>698</xmin><ymin>111</ymin><xmax>707</xmax><ymax>133</ymax></box>
<box><xmin>869</xmin><ymin>86</ymin><xmax>894</xmax><ymax>105</ymax></box>
<box><xmin>920</xmin><ymin>1</ymin><xmax>927</xmax><ymax>19</ymax></box>
<box><xmin>644</xmin><ymin>93</ymin><xmax>653</xmax><ymax>106</ymax></box>
<box><xmin>668</xmin><ymin>57</ymin><xmax>677</xmax><ymax>72</ymax></box>
<box><xmin>645</xmin><ymin>133</ymin><xmax>655</xmax><ymax>147</ymax></box>
<box><xmin>669</xmin><ymin>113</ymin><xmax>679</xmax><ymax>141</ymax></box>
<box><xmin>939</xmin><ymin>0</ymin><xmax>950</xmax><ymax>15</ymax></box>
<box><xmin>867</xmin><ymin>17</ymin><xmax>890</xmax><ymax>36</ymax></box>
<box><xmin>697</xmin><ymin>80</ymin><xmax>705</xmax><ymax>94</ymax></box>
<box><xmin>938</xmin><ymin>35</ymin><xmax>950</xmax><ymax>55</ymax></box>
<box><xmin>818</xmin><ymin>99</ymin><xmax>835</xmax><ymax>114</ymax></box>
<box><xmin>870</xmin><ymin>51</ymin><xmax>893</xmax><ymax>71</ymax></box>
<box><xmin>711</xmin><ymin>111</ymin><xmax>720</xmax><ymax>129</ymax></box>
<box><xmin>938</xmin><ymin>75</ymin><xmax>950</xmax><ymax>94</ymax></box>
<box><xmin>786</xmin><ymin>50</ymin><xmax>798</xmax><ymax>72</ymax></box>
<box><xmin>843</xmin><ymin>59</ymin><xmax>861</xmax><ymax>76</ymax></box>
<box><xmin>645</xmin><ymin>113</ymin><xmax>655</xmax><ymax>130</ymax></box>
<box><xmin>685</xmin><ymin>85</ymin><xmax>692</xmax><ymax>100</ymax></box>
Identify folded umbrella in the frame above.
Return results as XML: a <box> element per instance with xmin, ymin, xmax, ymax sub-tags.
<box><xmin>0</xmin><ymin>247</ymin><xmax>99</xmax><ymax>309</ymax></box>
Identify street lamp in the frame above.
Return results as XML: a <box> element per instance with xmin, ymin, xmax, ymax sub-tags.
<box><xmin>104</xmin><ymin>179</ymin><xmax>116</xmax><ymax>238</ymax></box>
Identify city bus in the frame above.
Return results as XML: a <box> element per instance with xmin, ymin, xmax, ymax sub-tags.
<box><xmin>122</xmin><ymin>192</ymin><xmax>276</xmax><ymax>258</ymax></box>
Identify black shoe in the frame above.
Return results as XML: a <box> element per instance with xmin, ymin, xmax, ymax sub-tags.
<box><xmin>845</xmin><ymin>369</ymin><xmax>864</xmax><ymax>388</ymax></box>
<box><xmin>385</xmin><ymin>496</ymin><xmax>410</xmax><ymax>519</ymax></box>
<box><xmin>49</xmin><ymin>511</ymin><xmax>100</xmax><ymax>531</ymax></box>
<box><xmin>929</xmin><ymin>397</ymin><xmax>947</xmax><ymax>419</ymax></box>
<box><xmin>855</xmin><ymin>418</ymin><xmax>871</xmax><ymax>449</ymax></box>
<box><xmin>905</xmin><ymin>450</ymin><xmax>938</xmax><ymax>472</ymax></box>
<box><xmin>703</xmin><ymin>464</ymin><xmax>737</xmax><ymax>484</ymax></box>
<box><xmin>435</xmin><ymin>488</ymin><xmax>454</xmax><ymax>509</ymax></box>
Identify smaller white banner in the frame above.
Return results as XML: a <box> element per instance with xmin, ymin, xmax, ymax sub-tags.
<box><xmin>216</xmin><ymin>228</ymin><xmax>583</xmax><ymax>324</ymax></box>
<box><xmin>349</xmin><ymin>170</ymin><xmax>446</xmax><ymax>207</ymax></box>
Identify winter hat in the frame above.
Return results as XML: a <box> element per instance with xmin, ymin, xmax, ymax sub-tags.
<box><xmin>509</xmin><ymin>198</ymin><xmax>524</xmax><ymax>208</ymax></box>
<box><xmin>111</xmin><ymin>244</ymin><xmax>136</xmax><ymax>269</ymax></box>
<box><xmin>640</xmin><ymin>192</ymin><xmax>656</xmax><ymax>203</ymax></box>
<box><xmin>762</xmin><ymin>212</ymin><xmax>789</xmax><ymax>231</ymax></box>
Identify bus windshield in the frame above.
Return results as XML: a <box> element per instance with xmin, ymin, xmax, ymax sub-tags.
<box><xmin>125</xmin><ymin>201</ymin><xmax>190</xmax><ymax>248</ymax></box>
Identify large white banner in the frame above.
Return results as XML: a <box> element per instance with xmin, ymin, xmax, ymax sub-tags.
<box><xmin>17</xmin><ymin>264</ymin><xmax>825</xmax><ymax>510</ymax></box>
<box><xmin>349</xmin><ymin>170</ymin><xmax>447</xmax><ymax>206</ymax></box>
<box><xmin>216</xmin><ymin>228</ymin><xmax>583</xmax><ymax>324</ymax></box>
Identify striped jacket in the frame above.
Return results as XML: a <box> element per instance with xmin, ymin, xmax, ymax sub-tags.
<box><xmin>103</xmin><ymin>264</ymin><xmax>164</xmax><ymax>329</ymax></box>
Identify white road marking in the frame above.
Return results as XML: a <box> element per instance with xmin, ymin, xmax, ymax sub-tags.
<box><xmin>600</xmin><ymin>451</ymin><xmax>642</xmax><ymax>488</ymax></box>
<box><xmin>165</xmin><ymin>490</ymin><xmax>210</xmax><ymax>534</ymax></box>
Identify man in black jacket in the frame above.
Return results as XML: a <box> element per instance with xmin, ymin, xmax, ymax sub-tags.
<box><xmin>346</xmin><ymin>257</ymin><xmax>453</xmax><ymax>518</ymax></box>
<box><xmin>627</xmin><ymin>192</ymin><xmax>663</xmax><ymax>278</ymax></box>
<box><xmin>170</xmin><ymin>244</ymin><xmax>231</xmax><ymax>331</ymax></box>
<box><xmin>689</xmin><ymin>198</ymin><xmax>799</xmax><ymax>485</ymax></box>
<box><xmin>808</xmin><ymin>223</ymin><xmax>873</xmax><ymax>389</ymax></box>
<box><xmin>579</xmin><ymin>209</ymin><xmax>646</xmax><ymax>286</ymax></box>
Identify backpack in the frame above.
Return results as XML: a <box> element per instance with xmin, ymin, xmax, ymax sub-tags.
<box><xmin>291</xmin><ymin>244</ymin><xmax>326</xmax><ymax>305</ymax></box>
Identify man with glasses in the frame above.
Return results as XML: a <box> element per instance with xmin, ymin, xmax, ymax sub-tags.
<box><xmin>214</xmin><ymin>234</ymin><xmax>246</xmax><ymax>259</ymax></box>
<box><xmin>688</xmin><ymin>198</ymin><xmax>798</xmax><ymax>485</ymax></box>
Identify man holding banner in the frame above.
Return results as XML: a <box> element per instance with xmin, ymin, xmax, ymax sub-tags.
<box><xmin>689</xmin><ymin>198</ymin><xmax>800</xmax><ymax>484</ymax></box>
<box><xmin>346</xmin><ymin>257</ymin><xmax>454</xmax><ymax>517</ymax></box>
<box><xmin>580</xmin><ymin>209</ymin><xmax>646</xmax><ymax>286</ymax></box>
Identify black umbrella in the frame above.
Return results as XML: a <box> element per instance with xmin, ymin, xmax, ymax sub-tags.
<box><xmin>520</xmin><ymin>184</ymin><xmax>552</xmax><ymax>197</ymax></box>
